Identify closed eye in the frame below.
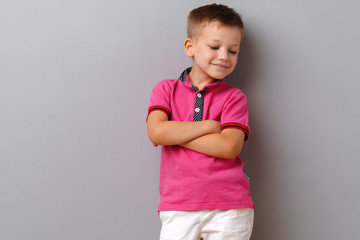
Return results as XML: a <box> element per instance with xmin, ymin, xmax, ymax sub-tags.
<box><xmin>209</xmin><ymin>46</ymin><xmax>219</xmax><ymax>50</ymax></box>
<box><xmin>229</xmin><ymin>50</ymin><xmax>238</xmax><ymax>54</ymax></box>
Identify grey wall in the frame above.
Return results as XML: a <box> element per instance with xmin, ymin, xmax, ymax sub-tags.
<box><xmin>1</xmin><ymin>0</ymin><xmax>359</xmax><ymax>239</ymax></box>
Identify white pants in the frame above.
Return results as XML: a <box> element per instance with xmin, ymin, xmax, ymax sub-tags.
<box><xmin>159</xmin><ymin>209</ymin><xmax>254</xmax><ymax>240</ymax></box>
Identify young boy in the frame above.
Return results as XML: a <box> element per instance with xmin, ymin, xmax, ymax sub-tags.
<box><xmin>147</xmin><ymin>4</ymin><xmax>255</xmax><ymax>240</ymax></box>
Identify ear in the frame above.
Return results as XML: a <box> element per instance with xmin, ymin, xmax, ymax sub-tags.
<box><xmin>184</xmin><ymin>38</ymin><xmax>194</xmax><ymax>57</ymax></box>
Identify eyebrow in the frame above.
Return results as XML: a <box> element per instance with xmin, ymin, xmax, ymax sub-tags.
<box><xmin>208</xmin><ymin>39</ymin><xmax>240</xmax><ymax>47</ymax></box>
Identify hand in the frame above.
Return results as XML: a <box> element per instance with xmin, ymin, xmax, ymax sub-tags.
<box><xmin>206</xmin><ymin>120</ymin><xmax>222</xmax><ymax>134</ymax></box>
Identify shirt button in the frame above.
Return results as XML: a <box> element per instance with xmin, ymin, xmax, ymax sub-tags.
<box><xmin>195</xmin><ymin>108</ymin><xmax>200</xmax><ymax>113</ymax></box>
<box><xmin>197</xmin><ymin>93</ymin><xmax>202</xmax><ymax>98</ymax></box>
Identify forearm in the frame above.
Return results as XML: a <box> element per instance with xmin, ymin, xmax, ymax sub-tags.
<box><xmin>180</xmin><ymin>129</ymin><xmax>245</xmax><ymax>159</ymax></box>
<box><xmin>151</xmin><ymin>121</ymin><xmax>214</xmax><ymax>145</ymax></box>
<box><xmin>147</xmin><ymin>112</ymin><xmax>221</xmax><ymax>146</ymax></box>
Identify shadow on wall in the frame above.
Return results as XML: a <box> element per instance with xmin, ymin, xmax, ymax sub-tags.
<box><xmin>227</xmin><ymin>33</ymin><xmax>278</xmax><ymax>240</ymax></box>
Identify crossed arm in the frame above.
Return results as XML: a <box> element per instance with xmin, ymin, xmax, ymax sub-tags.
<box><xmin>146</xmin><ymin>111</ymin><xmax>246</xmax><ymax>159</ymax></box>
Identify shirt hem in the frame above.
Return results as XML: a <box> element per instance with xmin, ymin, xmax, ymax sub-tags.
<box><xmin>158</xmin><ymin>202</ymin><xmax>255</xmax><ymax>212</ymax></box>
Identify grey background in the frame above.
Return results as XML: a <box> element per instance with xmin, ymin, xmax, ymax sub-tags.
<box><xmin>1</xmin><ymin>0</ymin><xmax>359</xmax><ymax>239</ymax></box>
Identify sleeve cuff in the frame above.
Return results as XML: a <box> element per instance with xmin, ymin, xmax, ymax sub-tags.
<box><xmin>221</xmin><ymin>123</ymin><xmax>250</xmax><ymax>141</ymax></box>
<box><xmin>147</xmin><ymin>105</ymin><xmax>171</xmax><ymax>121</ymax></box>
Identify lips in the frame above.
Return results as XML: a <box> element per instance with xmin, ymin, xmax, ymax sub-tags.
<box><xmin>211</xmin><ymin>63</ymin><xmax>229</xmax><ymax>69</ymax></box>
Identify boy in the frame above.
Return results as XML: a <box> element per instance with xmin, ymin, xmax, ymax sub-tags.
<box><xmin>147</xmin><ymin>4</ymin><xmax>255</xmax><ymax>240</ymax></box>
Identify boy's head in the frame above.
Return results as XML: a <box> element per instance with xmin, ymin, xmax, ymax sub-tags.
<box><xmin>187</xmin><ymin>4</ymin><xmax>244</xmax><ymax>40</ymax></box>
<box><xmin>184</xmin><ymin>4</ymin><xmax>244</xmax><ymax>81</ymax></box>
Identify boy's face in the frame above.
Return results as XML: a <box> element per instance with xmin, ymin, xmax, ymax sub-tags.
<box><xmin>186</xmin><ymin>21</ymin><xmax>242</xmax><ymax>82</ymax></box>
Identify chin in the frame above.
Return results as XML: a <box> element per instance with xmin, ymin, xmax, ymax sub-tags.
<box><xmin>209</xmin><ymin>69</ymin><xmax>232</xmax><ymax>79</ymax></box>
<box><xmin>210</xmin><ymin>72</ymin><xmax>229</xmax><ymax>80</ymax></box>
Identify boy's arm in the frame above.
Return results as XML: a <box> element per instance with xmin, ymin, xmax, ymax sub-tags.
<box><xmin>147</xmin><ymin>110</ymin><xmax>221</xmax><ymax>146</ymax></box>
<box><xmin>180</xmin><ymin>128</ymin><xmax>246</xmax><ymax>159</ymax></box>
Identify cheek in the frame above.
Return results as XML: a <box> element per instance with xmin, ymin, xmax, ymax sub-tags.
<box><xmin>200</xmin><ymin>51</ymin><xmax>214</xmax><ymax>62</ymax></box>
<box><xmin>203</xmin><ymin>49</ymin><xmax>214</xmax><ymax>58</ymax></box>
<box><xmin>230</xmin><ymin>56</ymin><xmax>238</xmax><ymax>66</ymax></box>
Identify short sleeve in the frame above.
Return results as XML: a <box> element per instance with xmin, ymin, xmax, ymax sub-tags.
<box><xmin>220</xmin><ymin>90</ymin><xmax>250</xmax><ymax>141</ymax></box>
<box><xmin>147</xmin><ymin>80</ymin><xmax>172</xmax><ymax>120</ymax></box>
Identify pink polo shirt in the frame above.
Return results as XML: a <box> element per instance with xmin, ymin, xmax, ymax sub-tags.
<box><xmin>148</xmin><ymin>68</ymin><xmax>255</xmax><ymax>211</ymax></box>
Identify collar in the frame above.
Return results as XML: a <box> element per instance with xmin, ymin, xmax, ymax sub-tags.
<box><xmin>178</xmin><ymin>67</ymin><xmax>225</xmax><ymax>92</ymax></box>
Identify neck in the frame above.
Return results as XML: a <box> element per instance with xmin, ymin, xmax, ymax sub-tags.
<box><xmin>188</xmin><ymin>67</ymin><xmax>216</xmax><ymax>90</ymax></box>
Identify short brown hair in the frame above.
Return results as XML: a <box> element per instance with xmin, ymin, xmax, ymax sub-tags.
<box><xmin>187</xmin><ymin>3</ymin><xmax>244</xmax><ymax>38</ymax></box>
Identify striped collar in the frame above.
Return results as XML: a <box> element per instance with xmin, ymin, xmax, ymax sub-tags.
<box><xmin>178</xmin><ymin>67</ymin><xmax>225</xmax><ymax>90</ymax></box>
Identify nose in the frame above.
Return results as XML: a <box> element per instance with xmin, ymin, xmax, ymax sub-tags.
<box><xmin>218</xmin><ymin>48</ymin><xmax>229</xmax><ymax>62</ymax></box>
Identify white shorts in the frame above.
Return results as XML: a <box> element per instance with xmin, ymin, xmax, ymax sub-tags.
<box><xmin>159</xmin><ymin>209</ymin><xmax>254</xmax><ymax>240</ymax></box>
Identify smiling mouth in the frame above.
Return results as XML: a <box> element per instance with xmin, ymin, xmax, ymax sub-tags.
<box><xmin>211</xmin><ymin>63</ymin><xmax>229</xmax><ymax>69</ymax></box>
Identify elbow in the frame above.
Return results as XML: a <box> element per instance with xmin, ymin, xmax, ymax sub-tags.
<box><xmin>147</xmin><ymin>127</ymin><xmax>162</xmax><ymax>146</ymax></box>
<box><xmin>221</xmin><ymin>152</ymin><xmax>239</xmax><ymax>160</ymax></box>
<box><xmin>147</xmin><ymin>124</ymin><xmax>168</xmax><ymax>146</ymax></box>
<box><xmin>222</xmin><ymin>143</ymin><xmax>243</xmax><ymax>159</ymax></box>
